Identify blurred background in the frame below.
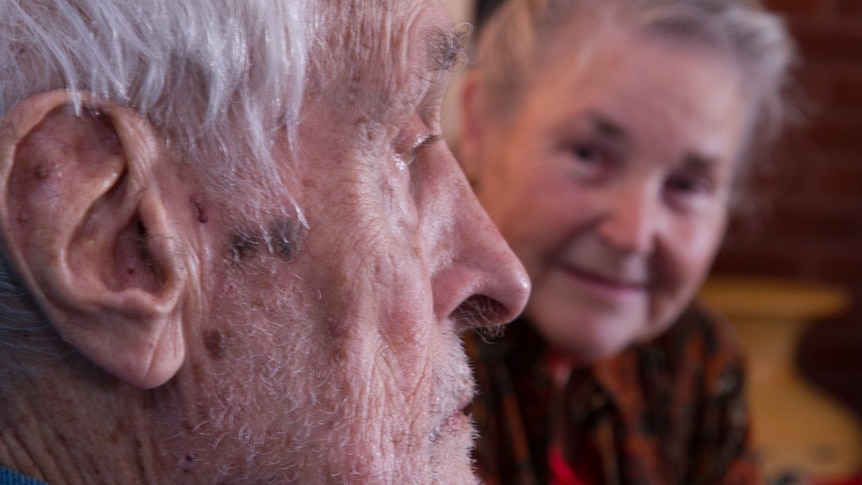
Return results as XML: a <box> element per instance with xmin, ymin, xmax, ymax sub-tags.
<box><xmin>441</xmin><ymin>0</ymin><xmax>862</xmax><ymax>482</ymax></box>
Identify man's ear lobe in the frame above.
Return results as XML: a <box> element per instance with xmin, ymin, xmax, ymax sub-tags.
<box><xmin>0</xmin><ymin>90</ymin><xmax>189</xmax><ymax>389</ymax></box>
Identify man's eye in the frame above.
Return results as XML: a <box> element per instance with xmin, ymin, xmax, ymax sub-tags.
<box><xmin>395</xmin><ymin>133</ymin><xmax>442</xmax><ymax>170</ymax></box>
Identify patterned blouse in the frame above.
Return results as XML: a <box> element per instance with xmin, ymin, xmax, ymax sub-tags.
<box><xmin>467</xmin><ymin>304</ymin><xmax>759</xmax><ymax>485</ymax></box>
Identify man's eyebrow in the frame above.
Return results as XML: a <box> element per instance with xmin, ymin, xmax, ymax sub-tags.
<box><xmin>426</xmin><ymin>27</ymin><xmax>467</xmax><ymax>74</ymax></box>
<box><xmin>422</xmin><ymin>26</ymin><xmax>467</xmax><ymax>93</ymax></box>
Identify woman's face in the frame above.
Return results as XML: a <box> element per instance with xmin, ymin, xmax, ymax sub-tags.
<box><xmin>462</xmin><ymin>32</ymin><xmax>751</xmax><ymax>363</ymax></box>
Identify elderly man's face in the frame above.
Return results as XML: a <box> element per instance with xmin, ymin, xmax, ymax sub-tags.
<box><xmin>169</xmin><ymin>1</ymin><xmax>529</xmax><ymax>483</ymax></box>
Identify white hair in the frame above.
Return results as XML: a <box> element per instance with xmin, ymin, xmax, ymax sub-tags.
<box><xmin>0</xmin><ymin>0</ymin><xmax>314</xmax><ymax>360</ymax></box>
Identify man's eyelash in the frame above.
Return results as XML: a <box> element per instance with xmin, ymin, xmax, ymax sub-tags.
<box><xmin>417</xmin><ymin>134</ymin><xmax>443</xmax><ymax>151</ymax></box>
<box><xmin>396</xmin><ymin>133</ymin><xmax>443</xmax><ymax>169</ymax></box>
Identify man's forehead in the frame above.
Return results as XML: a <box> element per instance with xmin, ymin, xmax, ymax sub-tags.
<box><xmin>387</xmin><ymin>6</ymin><xmax>464</xmax><ymax>123</ymax></box>
<box><xmin>305</xmin><ymin>0</ymin><xmax>464</xmax><ymax>130</ymax></box>
<box><xmin>389</xmin><ymin>0</ymin><xmax>460</xmax><ymax>66</ymax></box>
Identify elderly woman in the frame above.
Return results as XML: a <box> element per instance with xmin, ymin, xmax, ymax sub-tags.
<box><xmin>457</xmin><ymin>0</ymin><xmax>796</xmax><ymax>483</ymax></box>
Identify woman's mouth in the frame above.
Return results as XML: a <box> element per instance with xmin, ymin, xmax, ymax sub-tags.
<box><xmin>560</xmin><ymin>262</ymin><xmax>647</xmax><ymax>297</ymax></box>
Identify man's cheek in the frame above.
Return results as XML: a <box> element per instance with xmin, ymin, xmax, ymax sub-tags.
<box><xmin>378</xmin><ymin>290</ymin><xmax>437</xmax><ymax>377</ymax></box>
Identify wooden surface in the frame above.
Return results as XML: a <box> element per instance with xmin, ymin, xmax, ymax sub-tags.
<box><xmin>700</xmin><ymin>276</ymin><xmax>859</xmax><ymax>483</ymax></box>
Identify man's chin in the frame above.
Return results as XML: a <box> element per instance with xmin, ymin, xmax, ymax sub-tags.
<box><xmin>425</xmin><ymin>412</ymin><xmax>480</xmax><ymax>485</ymax></box>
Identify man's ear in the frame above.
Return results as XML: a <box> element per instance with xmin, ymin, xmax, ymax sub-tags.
<box><xmin>0</xmin><ymin>90</ymin><xmax>191</xmax><ymax>389</ymax></box>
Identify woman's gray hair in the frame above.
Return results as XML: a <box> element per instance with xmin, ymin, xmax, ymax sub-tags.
<box><xmin>473</xmin><ymin>0</ymin><xmax>797</xmax><ymax>157</ymax></box>
<box><xmin>0</xmin><ymin>0</ymin><xmax>314</xmax><ymax>360</ymax></box>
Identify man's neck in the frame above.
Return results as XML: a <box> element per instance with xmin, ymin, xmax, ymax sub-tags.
<box><xmin>0</xmin><ymin>366</ymin><xmax>166</xmax><ymax>485</ymax></box>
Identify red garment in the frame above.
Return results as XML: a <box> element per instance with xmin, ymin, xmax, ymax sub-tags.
<box><xmin>549</xmin><ymin>444</ymin><xmax>588</xmax><ymax>485</ymax></box>
<box><xmin>467</xmin><ymin>303</ymin><xmax>759</xmax><ymax>485</ymax></box>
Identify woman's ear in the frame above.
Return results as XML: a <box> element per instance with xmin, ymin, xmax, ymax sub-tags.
<box><xmin>0</xmin><ymin>90</ymin><xmax>192</xmax><ymax>389</ymax></box>
<box><xmin>457</xmin><ymin>71</ymin><xmax>486</xmax><ymax>185</ymax></box>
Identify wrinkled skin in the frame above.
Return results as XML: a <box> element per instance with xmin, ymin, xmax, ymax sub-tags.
<box><xmin>0</xmin><ymin>1</ymin><xmax>529</xmax><ymax>484</ymax></box>
<box><xmin>163</xmin><ymin>1</ymin><xmax>529</xmax><ymax>483</ymax></box>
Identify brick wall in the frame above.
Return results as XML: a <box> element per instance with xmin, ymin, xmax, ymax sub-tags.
<box><xmin>711</xmin><ymin>0</ymin><xmax>862</xmax><ymax>412</ymax></box>
<box><xmin>713</xmin><ymin>0</ymin><xmax>862</xmax><ymax>328</ymax></box>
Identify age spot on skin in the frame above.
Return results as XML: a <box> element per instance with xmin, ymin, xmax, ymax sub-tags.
<box><xmin>227</xmin><ymin>217</ymin><xmax>306</xmax><ymax>263</ymax></box>
<box><xmin>33</xmin><ymin>161</ymin><xmax>51</xmax><ymax>179</ymax></box>
<box><xmin>228</xmin><ymin>230</ymin><xmax>258</xmax><ymax>262</ymax></box>
<box><xmin>191</xmin><ymin>195</ymin><xmax>208</xmax><ymax>223</ymax></box>
<box><xmin>203</xmin><ymin>330</ymin><xmax>227</xmax><ymax>359</ymax></box>
<box><xmin>269</xmin><ymin>217</ymin><xmax>306</xmax><ymax>261</ymax></box>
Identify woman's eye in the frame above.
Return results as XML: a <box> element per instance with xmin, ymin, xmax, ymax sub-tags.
<box><xmin>664</xmin><ymin>171</ymin><xmax>723</xmax><ymax>213</ymax></box>
<box><xmin>567</xmin><ymin>142</ymin><xmax>615</xmax><ymax>180</ymax></box>
<box><xmin>665</xmin><ymin>174</ymin><xmax>713</xmax><ymax>195</ymax></box>
<box><xmin>574</xmin><ymin>144</ymin><xmax>601</xmax><ymax>163</ymax></box>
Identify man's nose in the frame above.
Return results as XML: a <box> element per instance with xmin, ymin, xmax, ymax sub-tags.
<box><xmin>597</xmin><ymin>182</ymin><xmax>661</xmax><ymax>256</ymax></box>
<box><xmin>431</xmin><ymin>159</ymin><xmax>530</xmax><ymax>330</ymax></box>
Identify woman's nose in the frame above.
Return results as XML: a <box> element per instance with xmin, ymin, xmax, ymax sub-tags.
<box><xmin>597</xmin><ymin>182</ymin><xmax>662</xmax><ymax>256</ymax></box>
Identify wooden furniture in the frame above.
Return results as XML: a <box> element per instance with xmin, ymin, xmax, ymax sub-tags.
<box><xmin>700</xmin><ymin>276</ymin><xmax>859</xmax><ymax>483</ymax></box>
